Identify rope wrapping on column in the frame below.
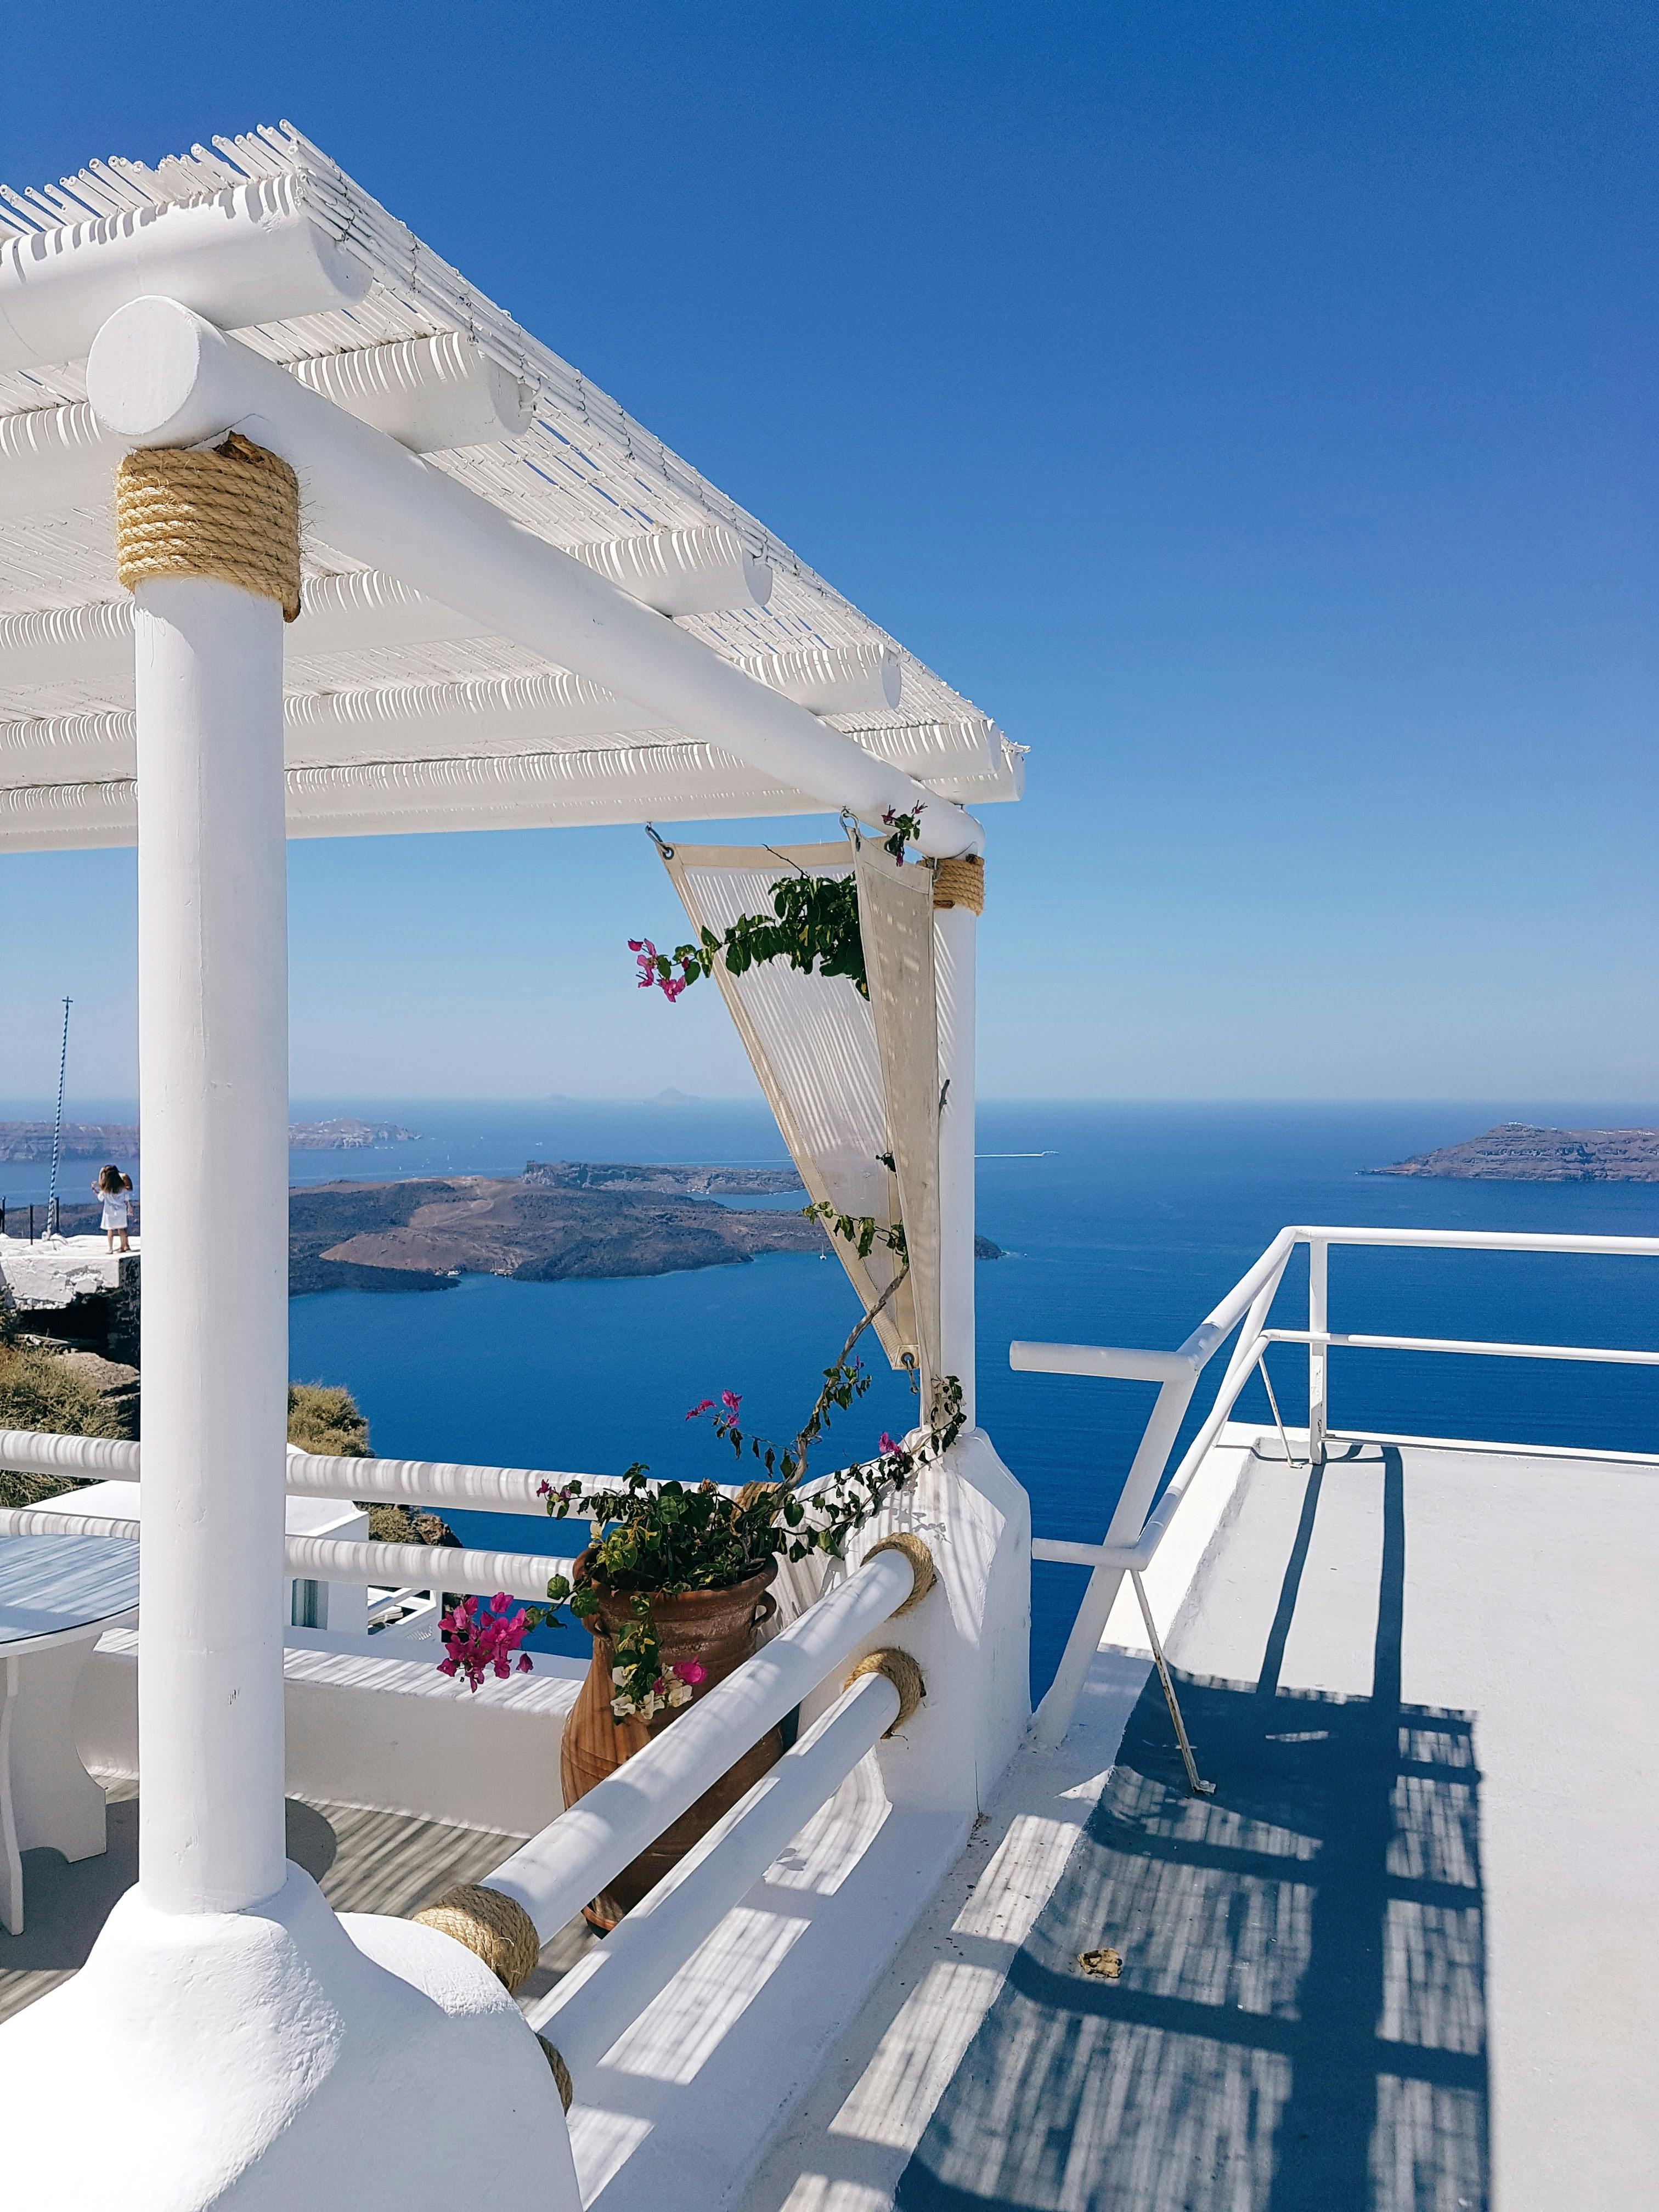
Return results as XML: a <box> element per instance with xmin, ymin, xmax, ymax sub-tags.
<box><xmin>539</xmin><ymin>2037</ymin><xmax>575</xmax><ymax>2112</ymax></box>
<box><xmin>865</xmin><ymin>1532</ymin><xmax>936</xmax><ymax>1615</ymax></box>
<box><xmin>931</xmin><ymin>855</ymin><xmax>984</xmax><ymax>913</ymax></box>
<box><xmin>114</xmin><ymin>432</ymin><xmax>302</xmax><ymax>620</ymax></box>
<box><xmin>844</xmin><ymin>1646</ymin><xmax>927</xmax><ymax>1733</ymax></box>
<box><xmin>411</xmin><ymin>1882</ymin><xmax>542</xmax><ymax>1993</ymax></box>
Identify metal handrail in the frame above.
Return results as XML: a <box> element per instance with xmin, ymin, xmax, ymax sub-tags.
<box><xmin>1014</xmin><ymin>1222</ymin><xmax>1659</xmax><ymax>1748</ymax></box>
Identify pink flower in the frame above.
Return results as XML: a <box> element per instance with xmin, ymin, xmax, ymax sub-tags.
<box><xmin>721</xmin><ymin>1390</ymin><xmax>742</xmax><ymax>1414</ymax></box>
<box><xmin>673</xmin><ymin>1659</ymin><xmax>707</xmax><ymax>1687</ymax></box>
<box><xmin>686</xmin><ymin>1399</ymin><xmax>715</xmax><ymax>1420</ymax></box>
<box><xmin>879</xmin><ymin>1432</ymin><xmax>901</xmax><ymax>1458</ymax></box>
<box><xmin>438</xmin><ymin>1592</ymin><xmax>537</xmax><ymax>1694</ymax></box>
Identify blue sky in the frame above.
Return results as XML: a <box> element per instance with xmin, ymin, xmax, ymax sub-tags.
<box><xmin>2</xmin><ymin>2</ymin><xmax>1655</xmax><ymax>1105</ymax></box>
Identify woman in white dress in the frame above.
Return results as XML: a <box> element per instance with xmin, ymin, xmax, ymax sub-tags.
<box><xmin>93</xmin><ymin>1163</ymin><xmax>136</xmax><ymax>1254</ymax></box>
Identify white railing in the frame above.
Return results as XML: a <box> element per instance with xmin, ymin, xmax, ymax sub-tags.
<box><xmin>1012</xmin><ymin>1223</ymin><xmax>1659</xmax><ymax>1748</ymax></box>
<box><xmin>0</xmin><ymin>1434</ymin><xmax>773</xmax><ymax>1606</ymax></box>
<box><xmin>492</xmin><ymin>1540</ymin><xmax>919</xmax><ymax>2086</ymax></box>
<box><xmin>0</xmin><ymin>1432</ymin><xmax>595</xmax><ymax>1600</ymax></box>
<box><xmin>1</xmin><ymin>1431</ymin><xmax>932</xmax><ymax>2096</ymax></box>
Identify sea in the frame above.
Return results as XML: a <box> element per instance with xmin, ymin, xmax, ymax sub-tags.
<box><xmin>7</xmin><ymin>1097</ymin><xmax>1658</xmax><ymax>1692</ymax></box>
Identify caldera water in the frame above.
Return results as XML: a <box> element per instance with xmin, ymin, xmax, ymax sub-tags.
<box><xmin>269</xmin><ymin>1098</ymin><xmax>1659</xmax><ymax>1692</ymax></box>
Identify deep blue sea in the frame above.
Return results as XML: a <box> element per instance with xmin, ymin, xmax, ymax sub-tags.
<box><xmin>281</xmin><ymin>1098</ymin><xmax>1659</xmax><ymax>1691</ymax></box>
<box><xmin>11</xmin><ymin>1097</ymin><xmax>1657</xmax><ymax>1691</ymax></box>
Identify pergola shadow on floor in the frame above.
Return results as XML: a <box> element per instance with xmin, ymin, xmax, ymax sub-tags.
<box><xmin>898</xmin><ymin>1448</ymin><xmax>1490</xmax><ymax>2212</ymax></box>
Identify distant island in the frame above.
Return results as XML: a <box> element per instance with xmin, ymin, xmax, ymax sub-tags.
<box><xmin>0</xmin><ymin>1116</ymin><xmax>419</xmax><ymax>1164</ymax></box>
<box><xmin>524</xmin><ymin>1159</ymin><xmax>802</xmax><ymax>1197</ymax></box>
<box><xmin>0</xmin><ymin>1121</ymin><xmax>139</xmax><ymax>1164</ymax></box>
<box><xmin>287</xmin><ymin>1163</ymin><xmax>1003</xmax><ymax>1294</ymax></box>
<box><xmin>289</xmin><ymin>1118</ymin><xmax>420</xmax><ymax>1151</ymax></box>
<box><xmin>289</xmin><ymin>1170</ymin><xmax>826</xmax><ymax>1294</ymax></box>
<box><xmin>1372</xmin><ymin>1122</ymin><xmax>1659</xmax><ymax>1183</ymax></box>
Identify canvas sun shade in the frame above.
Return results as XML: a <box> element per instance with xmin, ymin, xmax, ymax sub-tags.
<box><xmin>656</xmin><ymin>835</ymin><xmax>941</xmax><ymax>1389</ymax></box>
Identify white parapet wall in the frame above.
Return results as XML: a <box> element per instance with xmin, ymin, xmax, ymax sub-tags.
<box><xmin>77</xmin><ymin>1627</ymin><xmax>584</xmax><ymax>1836</ymax></box>
<box><xmin>0</xmin><ymin>1232</ymin><xmax>134</xmax><ymax>1310</ymax></box>
<box><xmin>531</xmin><ymin>1426</ymin><xmax>1032</xmax><ymax>2212</ymax></box>
<box><xmin>802</xmin><ymin>1426</ymin><xmax>1031</xmax><ymax>1819</ymax></box>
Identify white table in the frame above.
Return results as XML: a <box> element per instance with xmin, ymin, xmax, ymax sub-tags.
<box><xmin>0</xmin><ymin>1533</ymin><xmax>140</xmax><ymax>1936</ymax></box>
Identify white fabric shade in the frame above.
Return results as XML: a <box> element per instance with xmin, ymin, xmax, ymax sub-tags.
<box><xmin>658</xmin><ymin>837</ymin><xmax>942</xmax><ymax>1382</ymax></box>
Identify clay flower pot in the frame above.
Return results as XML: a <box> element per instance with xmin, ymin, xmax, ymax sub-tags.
<box><xmin>560</xmin><ymin>1549</ymin><xmax>783</xmax><ymax>1928</ymax></box>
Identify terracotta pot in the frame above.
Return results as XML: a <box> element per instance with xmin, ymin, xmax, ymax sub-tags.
<box><xmin>559</xmin><ymin>1550</ymin><xmax>783</xmax><ymax>1928</ymax></box>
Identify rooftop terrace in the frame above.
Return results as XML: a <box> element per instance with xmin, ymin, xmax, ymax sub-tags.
<box><xmin>5</xmin><ymin>1415</ymin><xmax>1653</xmax><ymax>2210</ymax></box>
<box><xmin>744</xmin><ymin>1426</ymin><xmax>1658</xmax><ymax>2212</ymax></box>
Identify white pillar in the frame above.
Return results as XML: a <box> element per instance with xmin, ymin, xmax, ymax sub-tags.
<box><xmin>935</xmin><ymin>900</ymin><xmax>978</xmax><ymax>1424</ymax></box>
<box><xmin>134</xmin><ymin>574</ymin><xmax>290</xmax><ymax>1914</ymax></box>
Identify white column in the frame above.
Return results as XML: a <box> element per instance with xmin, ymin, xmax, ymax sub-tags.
<box><xmin>935</xmin><ymin>901</ymin><xmax>978</xmax><ymax>1424</ymax></box>
<box><xmin>134</xmin><ymin>574</ymin><xmax>290</xmax><ymax>1914</ymax></box>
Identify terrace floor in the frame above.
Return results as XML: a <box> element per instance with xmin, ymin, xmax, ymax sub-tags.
<box><xmin>747</xmin><ymin>1431</ymin><xmax>1659</xmax><ymax>2212</ymax></box>
<box><xmin>0</xmin><ymin>1782</ymin><xmax>597</xmax><ymax>2028</ymax></box>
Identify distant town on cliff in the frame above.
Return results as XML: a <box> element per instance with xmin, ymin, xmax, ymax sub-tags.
<box><xmin>0</xmin><ymin>1116</ymin><xmax>419</xmax><ymax>1162</ymax></box>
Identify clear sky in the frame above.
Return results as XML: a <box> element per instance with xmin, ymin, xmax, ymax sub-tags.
<box><xmin>2</xmin><ymin>3</ymin><xmax>1654</xmax><ymax>1106</ymax></box>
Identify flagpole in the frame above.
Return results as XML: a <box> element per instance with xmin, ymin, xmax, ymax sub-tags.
<box><xmin>47</xmin><ymin>995</ymin><xmax>71</xmax><ymax>1238</ymax></box>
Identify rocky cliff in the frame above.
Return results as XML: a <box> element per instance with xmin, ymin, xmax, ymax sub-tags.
<box><xmin>1372</xmin><ymin>1122</ymin><xmax>1659</xmax><ymax>1182</ymax></box>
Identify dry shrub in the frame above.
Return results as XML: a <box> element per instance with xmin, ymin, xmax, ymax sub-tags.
<box><xmin>286</xmin><ymin>1383</ymin><xmax>370</xmax><ymax>1458</ymax></box>
<box><xmin>0</xmin><ymin>1341</ymin><xmax>129</xmax><ymax>1509</ymax></box>
<box><xmin>285</xmin><ymin>1380</ymin><xmax>456</xmax><ymax>1549</ymax></box>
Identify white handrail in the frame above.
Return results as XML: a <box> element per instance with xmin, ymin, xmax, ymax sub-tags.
<box><xmin>0</xmin><ymin>1506</ymin><xmax>142</xmax><ymax>1543</ymax></box>
<box><xmin>1020</xmin><ymin>1231</ymin><xmax>1295</xmax><ymax>1749</ymax></box>
<box><xmin>0</xmin><ymin>1505</ymin><xmax>578</xmax><ymax>1602</ymax></box>
<box><xmin>283</xmin><ymin>1534</ymin><xmax>577</xmax><ymax>1602</ymax></box>
<box><xmin>1263</xmin><ymin>1327</ymin><xmax>1659</xmax><ymax>1367</ymax></box>
<box><xmin>0</xmin><ymin>1430</ymin><xmax>139</xmax><ymax>1479</ymax></box>
<box><xmin>285</xmin><ymin>1446</ymin><xmax>580</xmax><ymax>1515</ymax></box>
<box><xmin>529</xmin><ymin>1668</ymin><xmax>899</xmax><ymax>2080</ymax></box>
<box><xmin>1013</xmin><ymin>1221</ymin><xmax>1659</xmax><ymax>1747</ymax></box>
<box><xmin>1291</xmin><ymin>1225</ymin><xmax>1659</xmax><ymax>1255</ymax></box>
<box><xmin>486</xmin><ymin>1544</ymin><xmax>919</xmax><ymax>1942</ymax></box>
<box><xmin>0</xmin><ymin>1429</ymin><xmax>724</xmax><ymax>1520</ymax></box>
<box><xmin>1011</xmin><ymin>1226</ymin><xmax>1297</xmax><ymax>1385</ymax></box>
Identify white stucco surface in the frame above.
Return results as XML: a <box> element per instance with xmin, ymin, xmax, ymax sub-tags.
<box><xmin>0</xmin><ymin>1232</ymin><xmax>134</xmax><ymax>1309</ymax></box>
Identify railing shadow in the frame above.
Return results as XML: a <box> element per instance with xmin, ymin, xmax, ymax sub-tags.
<box><xmin>899</xmin><ymin>1447</ymin><xmax>1489</xmax><ymax>2212</ymax></box>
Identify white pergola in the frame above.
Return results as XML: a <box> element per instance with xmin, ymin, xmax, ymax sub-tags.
<box><xmin>0</xmin><ymin>124</ymin><xmax>1022</xmax><ymax>847</ymax></box>
<box><xmin>0</xmin><ymin>125</ymin><xmax>1028</xmax><ymax>2205</ymax></box>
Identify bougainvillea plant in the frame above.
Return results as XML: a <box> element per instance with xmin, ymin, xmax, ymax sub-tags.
<box><xmin>628</xmin><ymin>806</ymin><xmax>924</xmax><ymax>1009</ymax></box>
<box><xmin>437</xmin><ymin>1592</ymin><xmax>538</xmax><ymax>1692</ymax></box>
<box><xmin>437</xmin><ymin>1204</ymin><xmax>960</xmax><ymax>1715</ymax></box>
<box><xmin>524</xmin><ymin>1207</ymin><xmax>961</xmax><ymax>1717</ymax></box>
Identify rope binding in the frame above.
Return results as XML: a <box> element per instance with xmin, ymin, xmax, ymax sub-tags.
<box><xmin>114</xmin><ymin>432</ymin><xmax>302</xmax><ymax>621</ymax></box>
<box><xmin>932</xmin><ymin>855</ymin><xmax>985</xmax><ymax>914</ymax></box>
